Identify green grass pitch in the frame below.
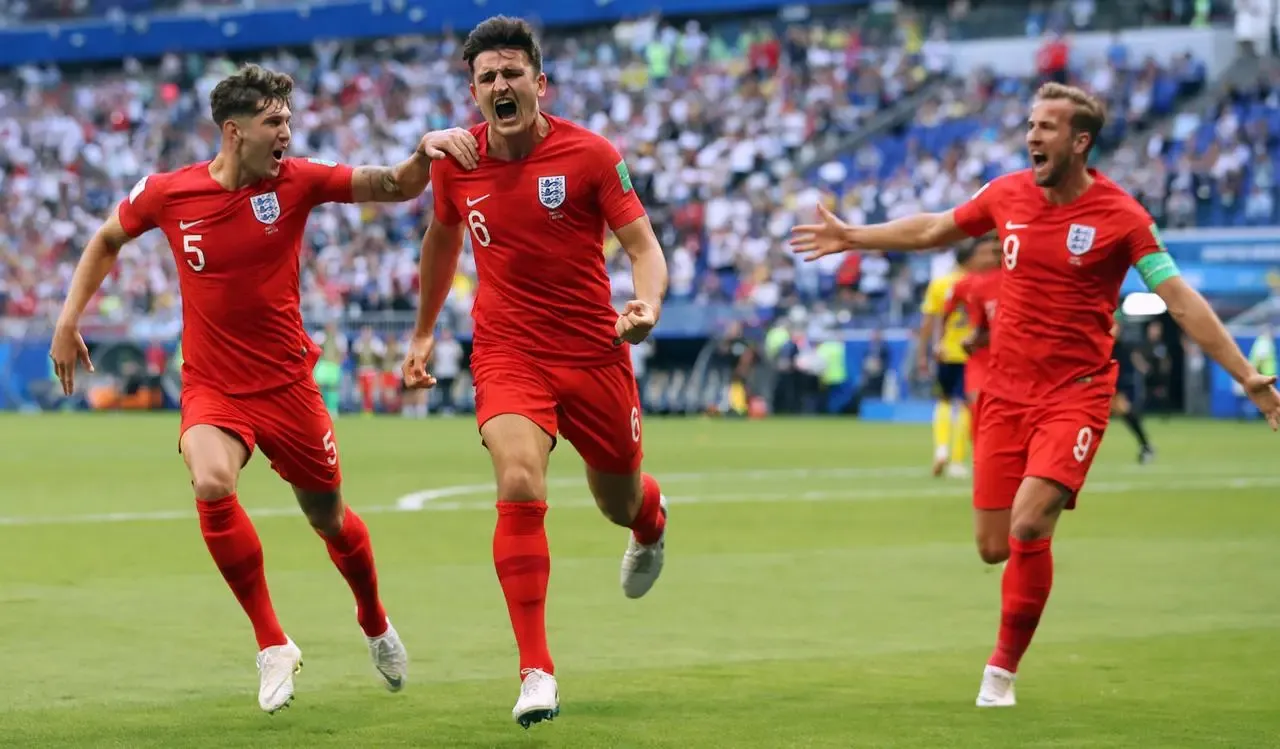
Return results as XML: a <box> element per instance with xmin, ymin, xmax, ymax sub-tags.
<box><xmin>0</xmin><ymin>412</ymin><xmax>1277</xmax><ymax>747</ymax></box>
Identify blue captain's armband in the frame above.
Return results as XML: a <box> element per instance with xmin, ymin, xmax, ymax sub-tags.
<box><xmin>1135</xmin><ymin>252</ymin><xmax>1180</xmax><ymax>291</ymax></box>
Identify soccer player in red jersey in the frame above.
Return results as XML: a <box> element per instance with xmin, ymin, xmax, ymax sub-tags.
<box><xmin>942</xmin><ymin>235</ymin><xmax>1001</xmax><ymax>443</ymax></box>
<box><xmin>48</xmin><ymin>64</ymin><xmax>481</xmax><ymax>714</ymax></box>
<box><xmin>791</xmin><ymin>82</ymin><xmax>1280</xmax><ymax>707</ymax></box>
<box><xmin>400</xmin><ymin>16</ymin><xmax>670</xmax><ymax>728</ymax></box>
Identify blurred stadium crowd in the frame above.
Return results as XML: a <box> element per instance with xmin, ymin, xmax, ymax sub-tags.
<box><xmin>0</xmin><ymin>0</ymin><xmax>1238</xmax><ymax>332</ymax></box>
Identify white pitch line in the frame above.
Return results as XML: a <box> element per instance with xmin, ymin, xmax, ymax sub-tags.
<box><xmin>0</xmin><ymin>468</ymin><xmax>1275</xmax><ymax>528</ymax></box>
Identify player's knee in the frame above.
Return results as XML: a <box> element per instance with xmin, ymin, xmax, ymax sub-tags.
<box><xmin>976</xmin><ymin>538</ymin><xmax>1010</xmax><ymax>565</ymax></box>
<box><xmin>1009</xmin><ymin>515</ymin><xmax>1052</xmax><ymax>542</ymax></box>
<box><xmin>190</xmin><ymin>465</ymin><xmax>237</xmax><ymax>501</ymax></box>
<box><xmin>495</xmin><ymin>461</ymin><xmax>546</xmax><ymax>502</ymax></box>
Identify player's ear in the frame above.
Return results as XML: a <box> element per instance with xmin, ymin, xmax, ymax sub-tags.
<box><xmin>469</xmin><ymin>81</ymin><xmax>479</xmax><ymax>105</ymax></box>
<box><xmin>1074</xmin><ymin>130</ymin><xmax>1091</xmax><ymax>156</ymax></box>
<box><xmin>535</xmin><ymin>71</ymin><xmax>547</xmax><ymax>97</ymax></box>
<box><xmin>220</xmin><ymin>119</ymin><xmax>238</xmax><ymax>146</ymax></box>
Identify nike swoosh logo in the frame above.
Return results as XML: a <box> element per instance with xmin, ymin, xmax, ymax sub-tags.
<box><xmin>466</xmin><ymin>195</ymin><xmax>490</xmax><ymax>207</ymax></box>
<box><xmin>1005</xmin><ymin>221</ymin><xmax>1028</xmax><ymax>230</ymax></box>
<box><xmin>179</xmin><ymin>220</ymin><xmax>203</xmax><ymax>230</ymax></box>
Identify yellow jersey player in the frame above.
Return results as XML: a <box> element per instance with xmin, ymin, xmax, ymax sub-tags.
<box><xmin>918</xmin><ymin>242</ymin><xmax>983</xmax><ymax>477</ymax></box>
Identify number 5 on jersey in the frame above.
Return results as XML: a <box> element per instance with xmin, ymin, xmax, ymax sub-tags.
<box><xmin>322</xmin><ymin>429</ymin><xmax>338</xmax><ymax>466</ymax></box>
<box><xmin>184</xmin><ymin>233</ymin><xmax>206</xmax><ymax>272</ymax></box>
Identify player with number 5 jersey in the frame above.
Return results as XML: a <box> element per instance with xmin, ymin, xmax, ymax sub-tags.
<box><xmin>50</xmin><ymin>63</ymin><xmax>482</xmax><ymax>714</ymax></box>
<box><xmin>400</xmin><ymin>16</ymin><xmax>671</xmax><ymax>729</ymax></box>
<box><xmin>791</xmin><ymin>82</ymin><xmax>1280</xmax><ymax>709</ymax></box>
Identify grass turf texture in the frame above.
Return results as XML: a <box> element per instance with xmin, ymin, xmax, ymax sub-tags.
<box><xmin>0</xmin><ymin>413</ymin><xmax>1276</xmax><ymax>748</ymax></box>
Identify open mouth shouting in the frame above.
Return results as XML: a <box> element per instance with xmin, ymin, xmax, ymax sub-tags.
<box><xmin>494</xmin><ymin>96</ymin><xmax>519</xmax><ymax>123</ymax></box>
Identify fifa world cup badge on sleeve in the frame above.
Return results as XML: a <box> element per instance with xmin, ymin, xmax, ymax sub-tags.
<box><xmin>615</xmin><ymin>159</ymin><xmax>634</xmax><ymax>193</ymax></box>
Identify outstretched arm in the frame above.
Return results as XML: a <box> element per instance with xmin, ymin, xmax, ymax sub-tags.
<box><xmin>351</xmin><ymin>128</ymin><xmax>480</xmax><ymax>203</ymax></box>
<box><xmin>791</xmin><ymin>203</ymin><xmax>973</xmax><ymax>261</ymax></box>
<box><xmin>1156</xmin><ymin>276</ymin><xmax>1253</xmax><ymax>383</ymax></box>
<box><xmin>1154</xmin><ymin>275</ymin><xmax>1280</xmax><ymax>428</ymax></box>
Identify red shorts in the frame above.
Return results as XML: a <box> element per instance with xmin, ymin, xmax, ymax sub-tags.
<box><xmin>180</xmin><ymin>378</ymin><xmax>341</xmax><ymax>492</ymax></box>
<box><xmin>964</xmin><ymin>354</ymin><xmax>989</xmax><ymax>400</ymax></box>
<box><xmin>472</xmin><ymin>350</ymin><xmax>643</xmax><ymax>475</ymax></box>
<box><xmin>972</xmin><ymin>380</ymin><xmax>1112</xmax><ymax>512</ymax></box>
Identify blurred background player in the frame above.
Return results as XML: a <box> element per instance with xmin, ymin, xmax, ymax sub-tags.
<box><xmin>401</xmin><ymin>15</ymin><xmax>670</xmax><ymax>729</ymax></box>
<box><xmin>1240</xmin><ymin>323</ymin><xmax>1278</xmax><ymax>418</ymax></box>
<box><xmin>1110</xmin><ymin>312</ymin><xmax>1156</xmax><ymax>463</ymax></box>
<box><xmin>429</xmin><ymin>328</ymin><xmax>465</xmax><ymax>416</ymax></box>
<box><xmin>47</xmin><ymin>63</ymin><xmax>480</xmax><ymax>713</ymax></box>
<box><xmin>314</xmin><ymin>321</ymin><xmax>347</xmax><ymax>418</ymax></box>
<box><xmin>380</xmin><ymin>332</ymin><xmax>405</xmax><ymax>416</ymax></box>
<box><xmin>353</xmin><ymin>325</ymin><xmax>387</xmax><ymax>415</ymax></box>
<box><xmin>791</xmin><ymin>81</ymin><xmax>1280</xmax><ymax>711</ymax></box>
<box><xmin>945</xmin><ymin>234</ymin><xmax>1002</xmax><ymax>444</ymax></box>
<box><xmin>917</xmin><ymin>241</ymin><xmax>988</xmax><ymax>477</ymax></box>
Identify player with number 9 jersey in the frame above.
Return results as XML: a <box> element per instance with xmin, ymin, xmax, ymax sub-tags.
<box><xmin>950</xmin><ymin>166</ymin><xmax>1164</xmax><ymax>506</ymax></box>
<box><xmin>790</xmin><ymin>81</ymin><xmax>1280</xmax><ymax>710</ymax></box>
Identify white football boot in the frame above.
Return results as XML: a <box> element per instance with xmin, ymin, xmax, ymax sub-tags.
<box><xmin>620</xmin><ymin>495</ymin><xmax>667</xmax><ymax>599</ymax></box>
<box><xmin>257</xmin><ymin>637</ymin><xmax>303</xmax><ymax>714</ymax></box>
<box><xmin>366</xmin><ymin>618</ymin><xmax>408</xmax><ymax>692</ymax></box>
<box><xmin>975</xmin><ymin>664</ymin><xmax>1017</xmax><ymax>707</ymax></box>
<box><xmin>512</xmin><ymin>668</ymin><xmax>560</xmax><ymax>728</ymax></box>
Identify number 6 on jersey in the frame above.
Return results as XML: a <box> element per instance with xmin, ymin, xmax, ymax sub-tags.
<box><xmin>468</xmin><ymin>209</ymin><xmax>491</xmax><ymax>247</ymax></box>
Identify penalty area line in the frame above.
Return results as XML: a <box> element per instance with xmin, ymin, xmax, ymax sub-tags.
<box><xmin>0</xmin><ymin>469</ymin><xmax>1275</xmax><ymax>528</ymax></box>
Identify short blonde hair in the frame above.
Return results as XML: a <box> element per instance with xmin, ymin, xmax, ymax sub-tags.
<box><xmin>1035</xmin><ymin>82</ymin><xmax>1107</xmax><ymax>155</ymax></box>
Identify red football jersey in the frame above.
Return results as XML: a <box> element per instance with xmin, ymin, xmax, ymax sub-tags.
<box><xmin>952</xmin><ymin>169</ymin><xmax>1162</xmax><ymax>405</ymax></box>
<box><xmin>430</xmin><ymin>115</ymin><xmax>647</xmax><ymax>367</ymax></box>
<box><xmin>117</xmin><ymin>157</ymin><xmax>355</xmax><ymax>394</ymax></box>
<box><xmin>944</xmin><ymin>268</ymin><xmax>1002</xmax><ymax>394</ymax></box>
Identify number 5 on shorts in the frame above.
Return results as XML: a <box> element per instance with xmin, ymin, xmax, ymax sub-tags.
<box><xmin>323</xmin><ymin>429</ymin><xmax>338</xmax><ymax>466</ymax></box>
<box><xmin>1071</xmin><ymin>426</ymin><xmax>1094</xmax><ymax>463</ymax></box>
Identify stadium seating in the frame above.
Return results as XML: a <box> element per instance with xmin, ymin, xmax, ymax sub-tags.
<box><xmin>0</xmin><ymin>2</ymin><xmax>1246</xmax><ymax>415</ymax></box>
<box><xmin>1109</xmin><ymin>71</ymin><xmax>1280</xmax><ymax>228</ymax></box>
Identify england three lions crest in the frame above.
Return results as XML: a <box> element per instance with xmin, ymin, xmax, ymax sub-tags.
<box><xmin>538</xmin><ymin>176</ymin><xmax>566</xmax><ymax>210</ymax></box>
<box><xmin>250</xmin><ymin>192</ymin><xmax>281</xmax><ymax>225</ymax></box>
<box><xmin>1066</xmin><ymin>223</ymin><xmax>1096</xmax><ymax>256</ymax></box>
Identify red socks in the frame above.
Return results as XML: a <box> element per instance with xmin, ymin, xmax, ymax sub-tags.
<box><xmin>319</xmin><ymin>506</ymin><xmax>388</xmax><ymax>638</ymax></box>
<box><xmin>630</xmin><ymin>473</ymin><xmax>666</xmax><ymax>546</ymax></box>
<box><xmin>491</xmin><ymin>480</ymin><xmax>661</xmax><ymax>677</ymax></box>
<box><xmin>197</xmin><ymin>494</ymin><xmax>287</xmax><ymax>650</ymax></box>
<box><xmin>989</xmin><ymin>536</ymin><xmax>1054</xmax><ymax>673</ymax></box>
<box><xmin>493</xmin><ymin>500</ymin><xmax>553</xmax><ymax>676</ymax></box>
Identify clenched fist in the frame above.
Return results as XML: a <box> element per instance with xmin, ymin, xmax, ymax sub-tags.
<box><xmin>613</xmin><ymin>299</ymin><xmax>659</xmax><ymax>346</ymax></box>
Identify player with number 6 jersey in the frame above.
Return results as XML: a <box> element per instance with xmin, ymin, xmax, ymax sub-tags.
<box><xmin>50</xmin><ymin>63</ymin><xmax>481</xmax><ymax>714</ymax></box>
<box><xmin>790</xmin><ymin>81</ymin><xmax>1280</xmax><ymax>709</ymax></box>
<box><xmin>400</xmin><ymin>16</ymin><xmax>671</xmax><ymax>729</ymax></box>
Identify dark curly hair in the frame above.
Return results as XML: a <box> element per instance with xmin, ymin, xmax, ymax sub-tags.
<box><xmin>209</xmin><ymin>63</ymin><xmax>294</xmax><ymax>126</ymax></box>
